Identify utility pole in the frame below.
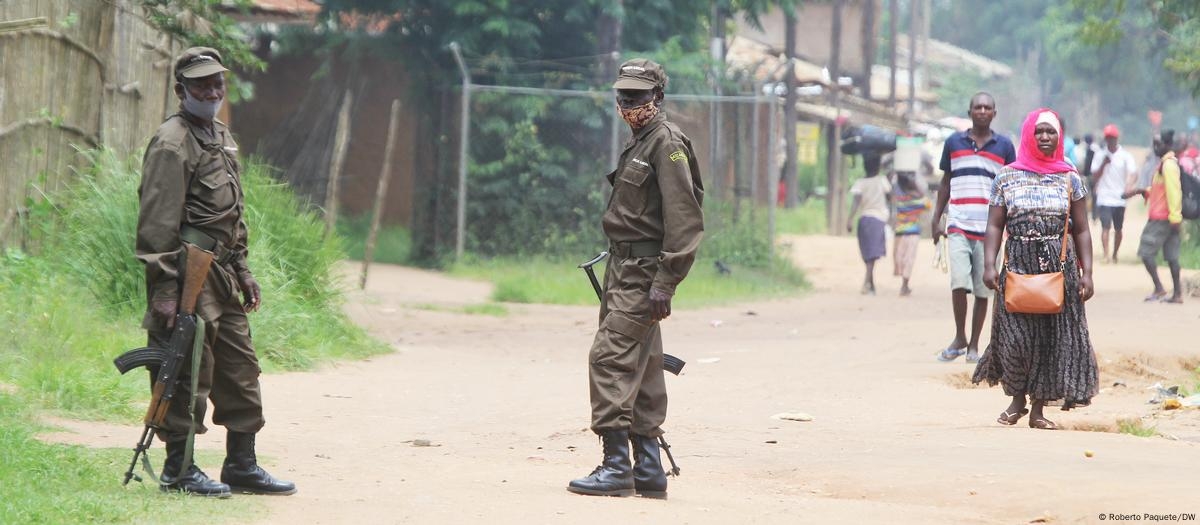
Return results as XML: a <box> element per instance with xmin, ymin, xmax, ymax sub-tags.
<box><xmin>710</xmin><ymin>1</ymin><xmax>727</xmax><ymax>200</ymax></box>
<box><xmin>907</xmin><ymin>0</ymin><xmax>917</xmax><ymax>118</ymax></box>
<box><xmin>782</xmin><ymin>7</ymin><xmax>798</xmax><ymax>208</ymax></box>
<box><xmin>449</xmin><ymin>42</ymin><xmax>470</xmax><ymax>261</ymax></box>
<box><xmin>888</xmin><ymin>0</ymin><xmax>897</xmax><ymax>109</ymax></box>
<box><xmin>861</xmin><ymin>0</ymin><xmax>876</xmax><ymax>100</ymax></box>
<box><xmin>827</xmin><ymin>0</ymin><xmax>845</xmax><ymax>235</ymax></box>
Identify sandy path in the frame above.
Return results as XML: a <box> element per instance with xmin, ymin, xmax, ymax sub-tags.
<box><xmin>42</xmin><ymin>214</ymin><xmax>1200</xmax><ymax>524</ymax></box>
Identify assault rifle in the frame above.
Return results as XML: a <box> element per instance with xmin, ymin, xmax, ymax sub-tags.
<box><xmin>113</xmin><ymin>243</ymin><xmax>213</xmax><ymax>485</ymax></box>
<box><xmin>578</xmin><ymin>251</ymin><xmax>686</xmax><ymax>375</ymax></box>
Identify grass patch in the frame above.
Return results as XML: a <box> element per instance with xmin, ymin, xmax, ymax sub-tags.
<box><xmin>411</xmin><ymin>302</ymin><xmax>509</xmax><ymax>316</ymax></box>
<box><xmin>336</xmin><ymin>213</ymin><xmax>412</xmax><ymax>265</ymax></box>
<box><xmin>0</xmin><ymin>393</ymin><xmax>258</xmax><ymax>524</ymax></box>
<box><xmin>0</xmin><ymin>149</ymin><xmax>391</xmax><ymax>520</ymax></box>
<box><xmin>461</xmin><ymin>303</ymin><xmax>509</xmax><ymax>316</ymax></box>
<box><xmin>448</xmin><ymin>255</ymin><xmax>807</xmax><ymax>307</ymax></box>
<box><xmin>774</xmin><ymin>199</ymin><xmax>828</xmax><ymax>235</ymax></box>
<box><xmin>1117</xmin><ymin>418</ymin><xmax>1159</xmax><ymax>438</ymax></box>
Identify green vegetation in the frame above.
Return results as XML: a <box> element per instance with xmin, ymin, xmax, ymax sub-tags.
<box><xmin>449</xmin><ymin>254</ymin><xmax>806</xmax><ymax>308</ymax></box>
<box><xmin>410</xmin><ymin>302</ymin><xmax>510</xmax><ymax>316</ymax></box>
<box><xmin>337</xmin><ymin>213</ymin><xmax>413</xmax><ymax>265</ymax></box>
<box><xmin>775</xmin><ymin>199</ymin><xmax>828</xmax><ymax>235</ymax></box>
<box><xmin>1181</xmin><ymin>222</ymin><xmax>1200</xmax><ymax>270</ymax></box>
<box><xmin>0</xmin><ymin>393</ymin><xmax>258</xmax><ymax>524</ymax></box>
<box><xmin>1117</xmin><ymin>418</ymin><xmax>1159</xmax><ymax>438</ymax></box>
<box><xmin>0</xmin><ymin>149</ymin><xmax>387</xmax><ymax>521</ymax></box>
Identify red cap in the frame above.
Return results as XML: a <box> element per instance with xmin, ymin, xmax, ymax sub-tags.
<box><xmin>1103</xmin><ymin>124</ymin><xmax>1120</xmax><ymax>138</ymax></box>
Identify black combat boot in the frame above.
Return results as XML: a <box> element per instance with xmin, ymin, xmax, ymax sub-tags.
<box><xmin>161</xmin><ymin>440</ymin><xmax>232</xmax><ymax>498</ymax></box>
<box><xmin>220</xmin><ymin>431</ymin><xmax>297</xmax><ymax>495</ymax></box>
<box><xmin>567</xmin><ymin>430</ymin><xmax>635</xmax><ymax>497</ymax></box>
<box><xmin>630</xmin><ymin>434</ymin><xmax>668</xmax><ymax>499</ymax></box>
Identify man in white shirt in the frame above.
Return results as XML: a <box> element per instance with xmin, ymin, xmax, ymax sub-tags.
<box><xmin>1090</xmin><ymin>124</ymin><xmax>1139</xmax><ymax>263</ymax></box>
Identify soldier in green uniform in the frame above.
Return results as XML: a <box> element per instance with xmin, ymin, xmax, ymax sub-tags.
<box><xmin>136</xmin><ymin>47</ymin><xmax>295</xmax><ymax>497</ymax></box>
<box><xmin>567</xmin><ymin>59</ymin><xmax>704</xmax><ymax>499</ymax></box>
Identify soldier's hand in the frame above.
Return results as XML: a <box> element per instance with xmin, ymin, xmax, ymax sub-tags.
<box><xmin>649</xmin><ymin>287</ymin><xmax>672</xmax><ymax>321</ymax></box>
<box><xmin>240</xmin><ymin>276</ymin><xmax>262</xmax><ymax>313</ymax></box>
<box><xmin>151</xmin><ymin>299</ymin><xmax>178</xmax><ymax>329</ymax></box>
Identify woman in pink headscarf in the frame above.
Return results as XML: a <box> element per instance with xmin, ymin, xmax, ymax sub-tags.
<box><xmin>971</xmin><ymin>108</ymin><xmax>1098</xmax><ymax>430</ymax></box>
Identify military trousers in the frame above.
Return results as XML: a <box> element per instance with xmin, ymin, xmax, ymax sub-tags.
<box><xmin>588</xmin><ymin>253</ymin><xmax>667</xmax><ymax>437</ymax></box>
<box><xmin>148</xmin><ymin>300</ymin><xmax>265</xmax><ymax>443</ymax></box>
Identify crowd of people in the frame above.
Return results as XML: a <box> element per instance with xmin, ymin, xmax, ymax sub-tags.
<box><xmin>844</xmin><ymin>91</ymin><xmax>1197</xmax><ymax>429</ymax></box>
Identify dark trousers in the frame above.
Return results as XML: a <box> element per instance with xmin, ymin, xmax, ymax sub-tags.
<box><xmin>148</xmin><ymin>302</ymin><xmax>264</xmax><ymax>443</ymax></box>
<box><xmin>588</xmin><ymin>253</ymin><xmax>667</xmax><ymax>437</ymax></box>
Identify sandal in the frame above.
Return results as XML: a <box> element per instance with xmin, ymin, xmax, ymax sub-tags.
<box><xmin>1144</xmin><ymin>291</ymin><xmax>1168</xmax><ymax>302</ymax></box>
<box><xmin>997</xmin><ymin>408</ymin><xmax>1029</xmax><ymax>426</ymax></box>
<box><xmin>937</xmin><ymin>347</ymin><xmax>966</xmax><ymax>362</ymax></box>
<box><xmin>964</xmin><ymin>350</ymin><xmax>980</xmax><ymax>364</ymax></box>
<box><xmin>1029</xmin><ymin>417</ymin><xmax>1058</xmax><ymax>430</ymax></box>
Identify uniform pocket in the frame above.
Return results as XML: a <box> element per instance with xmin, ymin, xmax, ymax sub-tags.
<box><xmin>191</xmin><ymin>157</ymin><xmax>237</xmax><ymax>212</ymax></box>
<box><xmin>615</xmin><ymin>163</ymin><xmax>652</xmax><ymax>214</ymax></box>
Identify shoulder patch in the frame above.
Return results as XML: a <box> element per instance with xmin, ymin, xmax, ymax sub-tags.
<box><xmin>669</xmin><ymin>150</ymin><xmax>687</xmax><ymax>163</ymax></box>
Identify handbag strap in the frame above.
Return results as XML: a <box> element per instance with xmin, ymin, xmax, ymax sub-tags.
<box><xmin>1057</xmin><ymin>174</ymin><xmax>1072</xmax><ymax>264</ymax></box>
<box><xmin>1003</xmin><ymin>173</ymin><xmax>1074</xmax><ymax>269</ymax></box>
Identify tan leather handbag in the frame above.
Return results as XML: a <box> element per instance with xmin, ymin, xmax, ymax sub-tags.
<box><xmin>1003</xmin><ymin>176</ymin><xmax>1072</xmax><ymax>315</ymax></box>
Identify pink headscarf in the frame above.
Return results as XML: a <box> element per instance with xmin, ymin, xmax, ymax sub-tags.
<box><xmin>1007</xmin><ymin>108</ymin><xmax>1075</xmax><ymax>174</ymax></box>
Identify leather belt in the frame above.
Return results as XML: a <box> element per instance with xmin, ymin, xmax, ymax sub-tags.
<box><xmin>180</xmin><ymin>225</ymin><xmax>236</xmax><ymax>265</ymax></box>
<box><xmin>609</xmin><ymin>240</ymin><xmax>662</xmax><ymax>259</ymax></box>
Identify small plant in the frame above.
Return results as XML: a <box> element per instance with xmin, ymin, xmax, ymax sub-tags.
<box><xmin>1116</xmin><ymin>418</ymin><xmax>1158</xmax><ymax>438</ymax></box>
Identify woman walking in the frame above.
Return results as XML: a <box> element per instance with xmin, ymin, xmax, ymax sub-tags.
<box><xmin>972</xmin><ymin>108</ymin><xmax>1098</xmax><ymax>430</ymax></box>
<box><xmin>892</xmin><ymin>171</ymin><xmax>930</xmax><ymax>296</ymax></box>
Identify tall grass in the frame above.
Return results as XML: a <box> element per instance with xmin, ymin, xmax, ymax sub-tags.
<box><xmin>1</xmin><ymin>148</ymin><xmax>389</xmax><ymax>422</ymax></box>
<box><xmin>336</xmin><ymin>212</ymin><xmax>413</xmax><ymax>265</ymax></box>
<box><xmin>774</xmin><ymin>199</ymin><xmax>828</xmax><ymax>235</ymax></box>
<box><xmin>0</xmin><ymin>148</ymin><xmax>389</xmax><ymax>521</ymax></box>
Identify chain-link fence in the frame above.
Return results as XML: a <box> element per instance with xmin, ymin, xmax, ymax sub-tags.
<box><xmin>456</xmin><ymin>83</ymin><xmax>786</xmax><ymax>267</ymax></box>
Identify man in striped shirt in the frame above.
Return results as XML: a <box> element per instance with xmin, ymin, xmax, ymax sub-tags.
<box><xmin>931</xmin><ymin>92</ymin><xmax>1017</xmax><ymax>363</ymax></box>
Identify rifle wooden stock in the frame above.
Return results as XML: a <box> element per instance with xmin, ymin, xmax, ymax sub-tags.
<box><xmin>179</xmin><ymin>243</ymin><xmax>213</xmax><ymax>316</ymax></box>
<box><xmin>145</xmin><ymin>381</ymin><xmax>168</xmax><ymax>426</ymax></box>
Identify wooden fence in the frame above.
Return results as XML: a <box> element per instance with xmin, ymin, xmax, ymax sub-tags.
<box><xmin>0</xmin><ymin>0</ymin><xmax>180</xmax><ymax>249</ymax></box>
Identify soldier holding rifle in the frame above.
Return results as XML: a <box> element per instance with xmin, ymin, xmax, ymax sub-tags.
<box><xmin>134</xmin><ymin>47</ymin><xmax>294</xmax><ymax>497</ymax></box>
<box><xmin>567</xmin><ymin>59</ymin><xmax>704</xmax><ymax>499</ymax></box>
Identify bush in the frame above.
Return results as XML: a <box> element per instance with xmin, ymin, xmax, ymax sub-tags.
<box><xmin>0</xmin><ymin>148</ymin><xmax>388</xmax><ymax>425</ymax></box>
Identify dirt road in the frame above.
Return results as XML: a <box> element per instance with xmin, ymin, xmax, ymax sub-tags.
<box><xmin>44</xmin><ymin>220</ymin><xmax>1200</xmax><ymax>524</ymax></box>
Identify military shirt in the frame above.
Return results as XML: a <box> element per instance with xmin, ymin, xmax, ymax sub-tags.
<box><xmin>603</xmin><ymin>112</ymin><xmax>705</xmax><ymax>295</ymax></box>
<box><xmin>136</xmin><ymin>113</ymin><xmax>251</xmax><ymax>327</ymax></box>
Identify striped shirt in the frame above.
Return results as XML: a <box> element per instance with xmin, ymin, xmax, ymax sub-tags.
<box><xmin>938</xmin><ymin>130</ymin><xmax>1016</xmax><ymax>240</ymax></box>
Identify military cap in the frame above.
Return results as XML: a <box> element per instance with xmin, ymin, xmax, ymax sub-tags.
<box><xmin>613</xmin><ymin>58</ymin><xmax>667</xmax><ymax>90</ymax></box>
<box><xmin>174</xmin><ymin>47</ymin><xmax>229</xmax><ymax>80</ymax></box>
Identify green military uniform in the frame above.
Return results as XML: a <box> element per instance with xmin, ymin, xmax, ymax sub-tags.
<box><xmin>589</xmin><ymin>106</ymin><xmax>705</xmax><ymax>436</ymax></box>
<box><xmin>133</xmin><ymin>46</ymin><xmax>293</xmax><ymax>497</ymax></box>
<box><xmin>136</xmin><ymin>109</ymin><xmax>264</xmax><ymax>443</ymax></box>
<box><xmin>568</xmin><ymin>58</ymin><xmax>701</xmax><ymax>499</ymax></box>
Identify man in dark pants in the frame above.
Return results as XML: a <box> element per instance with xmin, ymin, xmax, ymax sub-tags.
<box><xmin>137</xmin><ymin>47</ymin><xmax>295</xmax><ymax>497</ymax></box>
<box><xmin>1133</xmin><ymin>130</ymin><xmax>1185</xmax><ymax>303</ymax></box>
<box><xmin>931</xmin><ymin>92</ymin><xmax>1016</xmax><ymax>363</ymax></box>
<box><xmin>567</xmin><ymin>58</ymin><xmax>704</xmax><ymax>499</ymax></box>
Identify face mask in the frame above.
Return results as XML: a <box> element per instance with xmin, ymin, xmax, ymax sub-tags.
<box><xmin>618</xmin><ymin>100</ymin><xmax>659</xmax><ymax>129</ymax></box>
<box><xmin>182</xmin><ymin>87</ymin><xmax>223</xmax><ymax>121</ymax></box>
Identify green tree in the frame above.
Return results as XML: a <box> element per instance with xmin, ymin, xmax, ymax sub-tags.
<box><xmin>311</xmin><ymin>0</ymin><xmax>728</xmax><ymax>263</ymax></box>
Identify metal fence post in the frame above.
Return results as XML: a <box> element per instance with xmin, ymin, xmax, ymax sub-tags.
<box><xmin>449</xmin><ymin>42</ymin><xmax>470</xmax><ymax>261</ymax></box>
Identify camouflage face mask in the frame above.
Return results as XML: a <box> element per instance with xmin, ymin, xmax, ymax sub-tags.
<box><xmin>618</xmin><ymin>100</ymin><xmax>659</xmax><ymax>129</ymax></box>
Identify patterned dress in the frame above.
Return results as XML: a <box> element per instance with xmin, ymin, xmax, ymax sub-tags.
<box><xmin>971</xmin><ymin>168</ymin><xmax>1099</xmax><ymax>409</ymax></box>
